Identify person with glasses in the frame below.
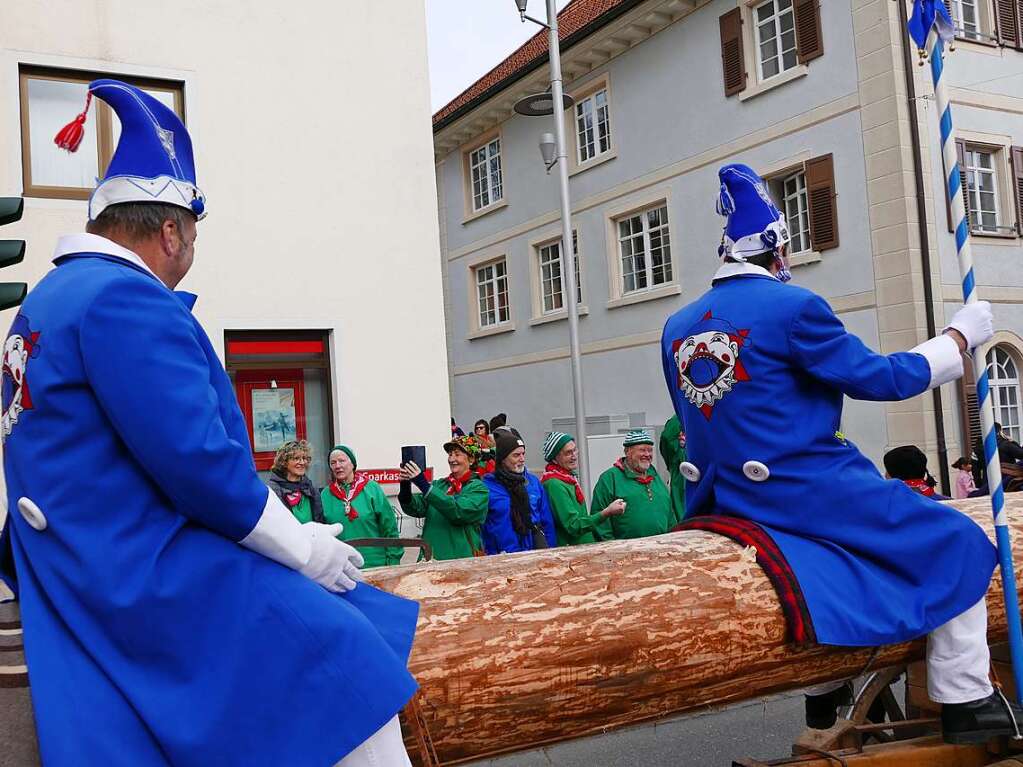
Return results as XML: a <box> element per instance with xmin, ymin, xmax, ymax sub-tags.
<box><xmin>268</xmin><ymin>439</ymin><xmax>326</xmax><ymax>524</ymax></box>
<box><xmin>541</xmin><ymin>431</ymin><xmax>623</xmax><ymax>546</ymax></box>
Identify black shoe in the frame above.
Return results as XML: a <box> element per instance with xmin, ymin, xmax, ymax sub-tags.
<box><xmin>805</xmin><ymin>681</ymin><xmax>854</xmax><ymax>730</ymax></box>
<box><xmin>942</xmin><ymin>690</ymin><xmax>1023</xmax><ymax>744</ymax></box>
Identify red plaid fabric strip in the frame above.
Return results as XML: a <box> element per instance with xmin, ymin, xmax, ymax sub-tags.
<box><xmin>674</xmin><ymin>515</ymin><xmax>816</xmax><ymax>646</ymax></box>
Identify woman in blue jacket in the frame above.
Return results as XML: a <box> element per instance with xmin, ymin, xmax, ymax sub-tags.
<box><xmin>482</xmin><ymin>430</ymin><xmax>558</xmax><ymax>553</ymax></box>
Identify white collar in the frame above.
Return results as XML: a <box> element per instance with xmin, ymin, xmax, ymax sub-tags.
<box><xmin>52</xmin><ymin>233</ymin><xmax>157</xmax><ymax>278</ymax></box>
<box><xmin>713</xmin><ymin>260</ymin><xmax>776</xmax><ymax>281</ymax></box>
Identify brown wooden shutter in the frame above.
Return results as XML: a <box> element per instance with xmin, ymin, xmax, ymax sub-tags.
<box><xmin>994</xmin><ymin>0</ymin><xmax>1021</xmax><ymax>47</ymax></box>
<box><xmin>794</xmin><ymin>0</ymin><xmax>824</xmax><ymax>63</ymax></box>
<box><xmin>1011</xmin><ymin>146</ymin><xmax>1023</xmax><ymax>235</ymax></box>
<box><xmin>805</xmin><ymin>154</ymin><xmax>839</xmax><ymax>251</ymax></box>
<box><xmin>959</xmin><ymin>352</ymin><xmax>982</xmax><ymax>455</ymax></box>
<box><xmin>945</xmin><ymin>140</ymin><xmax>971</xmax><ymax>233</ymax></box>
<box><xmin>719</xmin><ymin>9</ymin><xmax>746</xmax><ymax>97</ymax></box>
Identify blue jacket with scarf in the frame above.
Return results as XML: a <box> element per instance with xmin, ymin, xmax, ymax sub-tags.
<box><xmin>481</xmin><ymin>471</ymin><xmax>558</xmax><ymax>554</ymax></box>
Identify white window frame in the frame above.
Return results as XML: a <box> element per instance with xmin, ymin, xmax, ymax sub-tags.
<box><xmin>948</xmin><ymin>0</ymin><xmax>996</xmax><ymax>43</ymax></box>
<box><xmin>752</xmin><ymin>0</ymin><xmax>799</xmax><ymax>83</ymax></box>
<box><xmin>567</xmin><ymin>76</ymin><xmax>617</xmax><ymax>175</ymax></box>
<box><xmin>781</xmin><ymin>170</ymin><xmax>811</xmax><ymax>255</ymax></box>
<box><xmin>467</xmin><ymin>255</ymin><xmax>515</xmax><ymax>339</ymax></box>
<box><xmin>988</xmin><ymin>345</ymin><xmax>1023</xmax><ymax>444</ymax></box>
<box><xmin>964</xmin><ymin>145</ymin><xmax>1003</xmax><ymax>235</ymax></box>
<box><xmin>615</xmin><ymin>203</ymin><xmax>673</xmax><ymax>297</ymax></box>
<box><xmin>761</xmin><ymin>152</ymin><xmax>824</xmax><ymax>267</ymax></box>
<box><xmin>575</xmin><ymin>88</ymin><xmax>611</xmax><ymax>165</ymax></box>
<box><xmin>537</xmin><ymin>233</ymin><xmax>583</xmax><ymax>315</ymax></box>
<box><xmin>475</xmin><ymin>259</ymin><xmax>509</xmax><ymax>328</ymax></box>
<box><xmin>461</xmin><ymin>130</ymin><xmax>507</xmax><ymax>220</ymax></box>
<box><xmin>468</xmin><ymin>138</ymin><xmax>503</xmax><ymax>212</ymax></box>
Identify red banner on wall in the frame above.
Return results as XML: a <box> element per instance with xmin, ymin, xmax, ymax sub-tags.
<box><xmin>361</xmin><ymin>468</ymin><xmax>434</xmax><ymax>485</ymax></box>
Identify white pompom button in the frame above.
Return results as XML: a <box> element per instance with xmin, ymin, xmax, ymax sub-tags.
<box><xmin>742</xmin><ymin>461</ymin><xmax>770</xmax><ymax>482</ymax></box>
<box><xmin>17</xmin><ymin>497</ymin><xmax>47</xmax><ymax>531</ymax></box>
<box><xmin>679</xmin><ymin>462</ymin><xmax>701</xmax><ymax>483</ymax></box>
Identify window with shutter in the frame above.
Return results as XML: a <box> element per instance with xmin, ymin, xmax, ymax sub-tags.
<box><xmin>959</xmin><ymin>352</ymin><xmax>982</xmax><ymax>455</ymax></box>
<box><xmin>793</xmin><ymin>0</ymin><xmax>824</xmax><ymax>62</ymax></box>
<box><xmin>719</xmin><ymin>9</ymin><xmax>746</xmax><ymax>97</ymax></box>
<box><xmin>805</xmin><ymin>154</ymin><xmax>838</xmax><ymax>251</ymax></box>
<box><xmin>1011</xmin><ymin>146</ymin><xmax>1023</xmax><ymax>235</ymax></box>
<box><xmin>994</xmin><ymin>0</ymin><xmax>1021</xmax><ymax>47</ymax></box>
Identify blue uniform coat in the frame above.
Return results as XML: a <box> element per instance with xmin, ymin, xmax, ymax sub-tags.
<box><xmin>481</xmin><ymin>472</ymin><xmax>558</xmax><ymax>553</ymax></box>
<box><xmin>0</xmin><ymin>240</ymin><xmax>418</xmax><ymax>766</ymax></box>
<box><xmin>660</xmin><ymin>267</ymin><xmax>996</xmax><ymax>646</ymax></box>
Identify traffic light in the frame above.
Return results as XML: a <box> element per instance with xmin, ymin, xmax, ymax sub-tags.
<box><xmin>0</xmin><ymin>197</ymin><xmax>27</xmax><ymax>311</ymax></box>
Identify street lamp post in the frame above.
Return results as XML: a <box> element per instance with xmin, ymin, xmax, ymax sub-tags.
<box><xmin>516</xmin><ymin>0</ymin><xmax>592</xmax><ymax>494</ymax></box>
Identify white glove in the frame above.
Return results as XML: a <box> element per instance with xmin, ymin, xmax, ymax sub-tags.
<box><xmin>945</xmin><ymin>301</ymin><xmax>993</xmax><ymax>350</ymax></box>
<box><xmin>239</xmin><ymin>491</ymin><xmax>365</xmax><ymax>593</ymax></box>
<box><xmin>299</xmin><ymin>523</ymin><xmax>366</xmax><ymax>593</ymax></box>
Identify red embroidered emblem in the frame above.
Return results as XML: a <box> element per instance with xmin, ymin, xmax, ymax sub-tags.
<box><xmin>672</xmin><ymin>311</ymin><xmax>751</xmax><ymax>420</ymax></box>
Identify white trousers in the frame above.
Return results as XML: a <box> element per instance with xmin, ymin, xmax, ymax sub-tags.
<box><xmin>805</xmin><ymin>597</ymin><xmax>992</xmax><ymax>705</ymax></box>
<box><xmin>336</xmin><ymin>716</ymin><xmax>412</xmax><ymax>767</ymax></box>
<box><xmin>927</xmin><ymin>596</ymin><xmax>992</xmax><ymax>704</ymax></box>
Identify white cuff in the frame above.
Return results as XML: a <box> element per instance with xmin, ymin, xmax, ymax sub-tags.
<box><xmin>238</xmin><ymin>488</ymin><xmax>312</xmax><ymax>571</ymax></box>
<box><xmin>911</xmin><ymin>334</ymin><xmax>963</xmax><ymax>389</ymax></box>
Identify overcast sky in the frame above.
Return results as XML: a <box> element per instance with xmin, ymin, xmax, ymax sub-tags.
<box><xmin>426</xmin><ymin>0</ymin><xmax>572</xmax><ymax>113</ymax></box>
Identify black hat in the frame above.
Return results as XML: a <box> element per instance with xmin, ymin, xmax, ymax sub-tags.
<box><xmin>883</xmin><ymin>445</ymin><xmax>928</xmax><ymax>480</ymax></box>
<box><xmin>495</xmin><ymin>430</ymin><xmax>525</xmax><ymax>464</ymax></box>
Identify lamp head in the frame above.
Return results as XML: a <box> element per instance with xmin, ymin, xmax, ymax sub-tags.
<box><xmin>539</xmin><ymin>133</ymin><xmax>556</xmax><ymax>167</ymax></box>
<box><xmin>515</xmin><ymin>0</ymin><xmax>529</xmax><ymax>13</ymax></box>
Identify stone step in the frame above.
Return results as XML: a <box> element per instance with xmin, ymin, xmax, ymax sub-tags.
<box><xmin>0</xmin><ymin>599</ymin><xmax>40</xmax><ymax>766</ymax></box>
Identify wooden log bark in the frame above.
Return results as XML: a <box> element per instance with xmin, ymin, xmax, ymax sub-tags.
<box><xmin>366</xmin><ymin>496</ymin><xmax>1023</xmax><ymax>765</ymax></box>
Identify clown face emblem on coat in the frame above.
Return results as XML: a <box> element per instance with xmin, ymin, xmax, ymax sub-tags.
<box><xmin>2</xmin><ymin>314</ymin><xmax>41</xmax><ymax>441</ymax></box>
<box><xmin>672</xmin><ymin>312</ymin><xmax>750</xmax><ymax>420</ymax></box>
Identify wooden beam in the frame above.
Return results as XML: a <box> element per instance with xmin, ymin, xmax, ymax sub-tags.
<box><xmin>663</xmin><ymin>0</ymin><xmax>695</xmax><ymax>13</ymax></box>
<box><xmin>622</xmin><ymin>23</ymin><xmax>650</xmax><ymax>41</ymax></box>
<box><xmin>644</xmin><ymin>10</ymin><xmax>672</xmax><ymax>28</ymax></box>
<box><xmin>368</xmin><ymin>497</ymin><xmax>1023</xmax><ymax>765</ymax></box>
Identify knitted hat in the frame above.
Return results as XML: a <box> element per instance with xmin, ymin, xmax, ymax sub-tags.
<box><xmin>495</xmin><ymin>430</ymin><xmax>526</xmax><ymax>464</ymax></box>
<box><xmin>622</xmin><ymin>429</ymin><xmax>654</xmax><ymax>448</ymax></box>
<box><xmin>883</xmin><ymin>445</ymin><xmax>928</xmax><ymax>480</ymax></box>
<box><xmin>329</xmin><ymin>445</ymin><xmax>357</xmax><ymax>469</ymax></box>
<box><xmin>543</xmin><ymin>432</ymin><xmax>574</xmax><ymax>463</ymax></box>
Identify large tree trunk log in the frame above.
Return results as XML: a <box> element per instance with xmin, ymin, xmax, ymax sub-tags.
<box><xmin>366</xmin><ymin>497</ymin><xmax>1023</xmax><ymax>765</ymax></box>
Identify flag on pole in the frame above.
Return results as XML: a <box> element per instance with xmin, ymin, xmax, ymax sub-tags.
<box><xmin>907</xmin><ymin>0</ymin><xmax>955</xmax><ymax>48</ymax></box>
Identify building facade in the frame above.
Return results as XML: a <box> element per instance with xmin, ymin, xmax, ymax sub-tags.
<box><xmin>0</xmin><ymin>1</ymin><xmax>451</xmax><ymax>502</ymax></box>
<box><xmin>434</xmin><ymin>0</ymin><xmax>1023</xmax><ymax>487</ymax></box>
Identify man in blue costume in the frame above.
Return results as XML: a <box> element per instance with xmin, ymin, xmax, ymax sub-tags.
<box><xmin>0</xmin><ymin>80</ymin><xmax>418</xmax><ymax>766</ymax></box>
<box><xmin>661</xmin><ymin>163</ymin><xmax>1021</xmax><ymax>744</ymax></box>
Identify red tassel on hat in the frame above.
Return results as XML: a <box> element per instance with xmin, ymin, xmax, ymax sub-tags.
<box><xmin>53</xmin><ymin>91</ymin><xmax>93</xmax><ymax>153</ymax></box>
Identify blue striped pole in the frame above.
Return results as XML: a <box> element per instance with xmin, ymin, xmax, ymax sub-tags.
<box><xmin>921</xmin><ymin>24</ymin><xmax>1023</xmax><ymax>703</ymax></box>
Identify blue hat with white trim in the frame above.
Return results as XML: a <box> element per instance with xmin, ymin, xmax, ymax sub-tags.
<box><xmin>716</xmin><ymin>163</ymin><xmax>788</xmax><ymax>262</ymax></box>
<box><xmin>55</xmin><ymin>79</ymin><xmax>206</xmax><ymax>221</ymax></box>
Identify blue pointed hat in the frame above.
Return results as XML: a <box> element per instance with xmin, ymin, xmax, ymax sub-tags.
<box><xmin>716</xmin><ymin>163</ymin><xmax>788</xmax><ymax>261</ymax></box>
<box><xmin>54</xmin><ymin>79</ymin><xmax>206</xmax><ymax>221</ymax></box>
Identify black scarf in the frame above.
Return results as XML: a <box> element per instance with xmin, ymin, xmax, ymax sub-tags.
<box><xmin>494</xmin><ymin>467</ymin><xmax>531</xmax><ymax>536</ymax></box>
<box><xmin>494</xmin><ymin>467</ymin><xmax>543</xmax><ymax>547</ymax></box>
<box><xmin>268</xmin><ymin>470</ymin><xmax>326</xmax><ymax>523</ymax></box>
